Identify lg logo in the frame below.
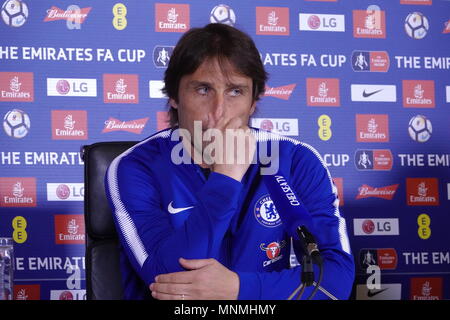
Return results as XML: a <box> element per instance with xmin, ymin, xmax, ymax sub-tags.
<box><xmin>56</xmin><ymin>80</ymin><xmax>88</xmax><ymax>94</ymax></box>
<box><xmin>251</xmin><ymin>118</ymin><xmax>299</xmax><ymax>136</ymax></box>
<box><xmin>354</xmin><ymin>218</ymin><xmax>400</xmax><ymax>236</ymax></box>
<box><xmin>47</xmin><ymin>78</ymin><xmax>97</xmax><ymax>97</ymax></box>
<box><xmin>308</xmin><ymin>15</ymin><xmax>338</xmax><ymax>29</ymax></box>
<box><xmin>299</xmin><ymin>14</ymin><xmax>345</xmax><ymax>32</ymax></box>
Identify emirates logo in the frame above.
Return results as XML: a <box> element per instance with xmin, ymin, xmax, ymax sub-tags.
<box><xmin>0</xmin><ymin>177</ymin><xmax>36</xmax><ymax>207</ymax></box>
<box><xmin>318</xmin><ymin>82</ymin><xmax>328</xmax><ymax>98</ymax></box>
<box><xmin>67</xmin><ymin>219</ymin><xmax>79</xmax><ymax>235</ymax></box>
<box><xmin>407</xmin><ymin>178</ymin><xmax>439</xmax><ymax>206</ymax></box>
<box><xmin>104</xmin><ymin>74</ymin><xmax>138</xmax><ymax>103</ymax></box>
<box><xmin>256</xmin><ymin>7</ymin><xmax>289</xmax><ymax>36</ymax></box>
<box><xmin>267</xmin><ymin>11</ymin><xmax>278</xmax><ymax>26</ymax></box>
<box><xmin>55</xmin><ymin>214</ymin><xmax>85</xmax><ymax>244</ymax></box>
<box><xmin>9</xmin><ymin>76</ymin><xmax>21</xmax><ymax>92</ymax></box>
<box><xmin>356</xmin><ymin>114</ymin><xmax>389</xmax><ymax>142</ymax></box>
<box><xmin>12</xmin><ymin>181</ymin><xmax>24</xmax><ymax>198</ymax></box>
<box><xmin>418</xmin><ymin>182</ymin><xmax>428</xmax><ymax>197</ymax></box>
<box><xmin>414</xmin><ymin>84</ymin><xmax>424</xmax><ymax>99</ymax></box>
<box><xmin>364</xmin><ymin>12</ymin><xmax>380</xmax><ymax>30</ymax></box>
<box><xmin>167</xmin><ymin>8</ymin><xmax>178</xmax><ymax>23</ymax></box>
<box><xmin>64</xmin><ymin>115</ymin><xmax>76</xmax><ymax>130</ymax></box>
<box><xmin>115</xmin><ymin>79</ymin><xmax>127</xmax><ymax>94</ymax></box>
<box><xmin>16</xmin><ymin>289</ymin><xmax>28</xmax><ymax>300</ymax></box>
<box><xmin>367</xmin><ymin>118</ymin><xmax>378</xmax><ymax>134</ymax></box>
<box><xmin>0</xmin><ymin>72</ymin><xmax>33</xmax><ymax>102</ymax></box>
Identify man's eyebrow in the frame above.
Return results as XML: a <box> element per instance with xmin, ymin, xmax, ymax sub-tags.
<box><xmin>188</xmin><ymin>80</ymin><xmax>212</xmax><ymax>87</ymax></box>
<box><xmin>188</xmin><ymin>80</ymin><xmax>250</xmax><ymax>89</ymax></box>
<box><xmin>227</xmin><ymin>83</ymin><xmax>250</xmax><ymax>89</ymax></box>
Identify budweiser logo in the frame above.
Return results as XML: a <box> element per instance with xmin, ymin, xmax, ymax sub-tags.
<box><xmin>102</xmin><ymin>117</ymin><xmax>149</xmax><ymax>134</ymax></box>
<box><xmin>44</xmin><ymin>6</ymin><xmax>91</xmax><ymax>23</ymax></box>
<box><xmin>356</xmin><ymin>184</ymin><xmax>399</xmax><ymax>200</ymax></box>
<box><xmin>264</xmin><ymin>84</ymin><xmax>296</xmax><ymax>100</ymax></box>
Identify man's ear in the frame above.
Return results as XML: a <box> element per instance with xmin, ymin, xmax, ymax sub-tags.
<box><xmin>169</xmin><ymin>98</ymin><xmax>178</xmax><ymax>109</ymax></box>
<box><xmin>249</xmin><ymin>101</ymin><xmax>256</xmax><ymax>116</ymax></box>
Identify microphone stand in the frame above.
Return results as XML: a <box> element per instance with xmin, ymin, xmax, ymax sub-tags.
<box><xmin>289</xmin><ymin>226</ymin><xmax>326</xmax><ymax>300</ymax></box>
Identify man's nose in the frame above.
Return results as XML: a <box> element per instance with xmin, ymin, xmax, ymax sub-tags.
<box><xmin>208</xmin><ymin>94</ymin><xmax>225</xmax><ymax>125</ymax></box>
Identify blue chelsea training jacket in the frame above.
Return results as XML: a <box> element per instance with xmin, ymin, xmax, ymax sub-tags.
<box><xmin>105</xmin><ymin>127</ymin><xmax>355</xmax><ymax>300</ymax></box>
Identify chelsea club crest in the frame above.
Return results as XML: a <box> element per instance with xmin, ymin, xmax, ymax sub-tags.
<box><xmin>254</xmin><ymin>195</ymin><xmax>282</xmax><ymax>228</ymax></box>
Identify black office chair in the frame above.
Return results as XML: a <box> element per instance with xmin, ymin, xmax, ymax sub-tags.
<box><xmin>82</xmin><ymin>141</ymin><xmax>138</xmax><ymax>300</ymax></box>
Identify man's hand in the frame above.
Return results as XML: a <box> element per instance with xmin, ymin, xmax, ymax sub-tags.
<box><xmin>149</xmin><ymin>258</ymin><xmax>240</xmax><ymax>300</ymax></box>
<box><xmin>209</xmin><ymin>117</ymin><xmax>256</xmax><ymax>182</ymax></box>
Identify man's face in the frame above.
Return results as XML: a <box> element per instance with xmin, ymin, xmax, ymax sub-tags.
<box><xmin>170</xmin><ymin>58</ymin><xmax>256</xmax><ymax>151</ymax></box>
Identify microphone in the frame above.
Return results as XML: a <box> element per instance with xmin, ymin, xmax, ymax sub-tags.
<box><xmin>262</xmin><ymin>172</ymin><xmax>322</xmax><ymax>265</ymax></box>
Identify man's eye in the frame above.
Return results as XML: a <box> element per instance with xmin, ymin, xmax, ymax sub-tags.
<box><xmin>229</xmin><ymin>88</ymin><xmax>242</xmax><ymax>97</ymax></box>
<box><xmin>197</xmin><ymin>86</ymin><xmax>209</xmax><ymax>95</ymax></box>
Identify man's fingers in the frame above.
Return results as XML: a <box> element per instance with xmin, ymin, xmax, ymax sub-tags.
<box><xmin>179</xmin><ymin>257</ymin><xmax>214</xmax><ymax>270</ymax></box>
<box><xmin>150</xmin><ymin>282</ymin><xmax>190</xmax><ymax>296</ymax></box>
<box><xmin>155</xmin><ymin>270</ymin><xmax>194</xmax><ymax>284</ymax></box>
<box><xmin>152</xmin><ymin>291</ymin><xmax>190</xmax><ymax>300</ymax></box>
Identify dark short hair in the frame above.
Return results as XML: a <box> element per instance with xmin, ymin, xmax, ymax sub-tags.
<box><xmin>162</xmin><ymin>23</ymin><xmax>268</xmax><ymax>128</ymax></box>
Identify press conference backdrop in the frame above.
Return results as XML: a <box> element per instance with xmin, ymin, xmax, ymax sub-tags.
<box><xmin>0</xmin><ymin>0</ymin><xmax>449</xmax><ymax>300</ymax></box>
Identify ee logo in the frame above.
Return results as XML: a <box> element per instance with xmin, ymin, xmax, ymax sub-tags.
<box><xmin>318</xmin><ymin>115</ymin><xmax>332</xmax><ymax>141</ymax></box>
<box><xmin>12</xmin><ymin>216</ymin><xmax>28</xmax><ymax>244</ymax></box>
<box><xmin>417</xmin><ymin>213</ymin><xmax>431</xmax><ymax>240</ymax></box>
<box><xmin>113</xmin><ymin>3</ymin><xmax>127</xmax><ymax>30</ymax></box>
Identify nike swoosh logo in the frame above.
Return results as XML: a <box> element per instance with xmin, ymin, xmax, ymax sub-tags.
<box><xmin>167</xmin><ymin>201</ymin><xmax>194</xmax><ymax>214</ymax></box>
<box><xmin>362</xmin><ymin>89</ymin><xmax>383</xmax><ymax>98</ymax></box>
<box><xmin>367</xmin><ymin>288</ymin><xmax>388</xmax><ymax>298</ymax></box>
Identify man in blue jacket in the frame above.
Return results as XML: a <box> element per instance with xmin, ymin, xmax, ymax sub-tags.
<box><xmin>105</xmin><ymin>23</ymin><xmax>355</xmax><ymax>300</ymax></box>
